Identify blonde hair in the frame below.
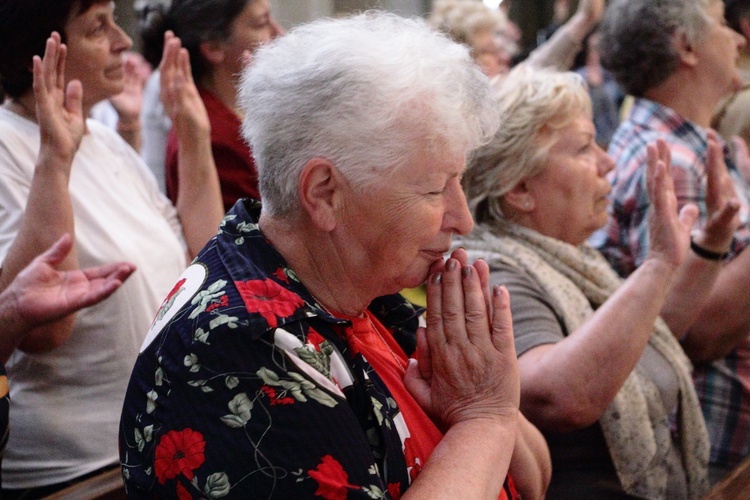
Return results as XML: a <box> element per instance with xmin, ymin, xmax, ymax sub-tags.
<box><xmin>429</xmin><ymin>0</ymin><xmax>507</xmax><ymax>46</ymax></box>
<box><xmin>464</xmin><ymin>66</ymin><xmax>592</xmax><ymax>224</ymax></box>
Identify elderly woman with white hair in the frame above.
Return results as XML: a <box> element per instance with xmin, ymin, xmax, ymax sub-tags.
<box><xmin>458</xmin><ymin>66</ymin><xmax>740</xmax><ymax>498</ymax></box>
<box><xmin>119</xmin><ymin>12</ymin><xmax>551</xmax><ymax>499</ymax></box>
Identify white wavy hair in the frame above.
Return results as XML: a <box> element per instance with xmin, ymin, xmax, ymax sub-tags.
<box><xmin>239</xmin><ymin>11</ymin><xmax>500</xmax><ymax>217</ymax></box>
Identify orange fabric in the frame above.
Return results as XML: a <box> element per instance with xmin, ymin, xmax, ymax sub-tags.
<box><xmin>336</xmin><ymin>311</ymin><xmax>517</xmax><ymax>499</ymax></box>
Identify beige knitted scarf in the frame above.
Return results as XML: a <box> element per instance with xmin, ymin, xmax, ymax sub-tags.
<box><xmin>458</xmin><ymin>221</ymin><xmax>709</xmax><ymax>499</ymax></box>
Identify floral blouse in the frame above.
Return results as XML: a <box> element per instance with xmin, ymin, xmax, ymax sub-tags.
<box><xmin>119</xmin><ymin>199</ymin><xmax>517</xmax><ymax>499</ymax></box>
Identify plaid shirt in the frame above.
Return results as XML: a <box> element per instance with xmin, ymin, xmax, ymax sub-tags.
<box><xmin>593</xmin><ymin>97</ymin><xmax>750</xmax><ymax>473</ymax></box>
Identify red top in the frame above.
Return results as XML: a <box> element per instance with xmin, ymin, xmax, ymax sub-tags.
<box><xmin>335</xmin><ymin>310</ymin><xmax>518</xmax><ymax>499</ymax></box>
<box><xmin>165</xmin><ymin>87</ymin><xmax>259</xmax><ymax>212</ymax></box>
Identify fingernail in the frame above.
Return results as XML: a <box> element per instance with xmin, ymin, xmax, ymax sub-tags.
<box><xmin>433</xmin><ymin>272</ymin><xmax>442</xmax><ymax>284</ymax></box>
<box><xmin>446</xmin><ymin>259</ymin><xmax>456</xmax><ymax>271</ymax></box>
<box><xmin>493</xmin><ymin>285</ymin><xmax>502</xmax><ymax>296</ymax></box>
<box><xmin>462</xmin><ymin>266</ymin><xmax>471</xmax><ymax>278</ymax></box>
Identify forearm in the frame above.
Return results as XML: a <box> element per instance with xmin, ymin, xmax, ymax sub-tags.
<box><xmin>175</xmin><ymin>133</ymin><xmax>223</xmax><ymax>258</ymax></box>
<box><xmin>660</xmin><ymin>251</ymin><xmax>723</xmax><ymax>338</ymax></box>
<box><xmin>680</xmin><ymin>248</ymin><xmax>750</xmax><ymax>360</ymax></box>
<box><xmin>1</xmin><ymin>156</ymin><xmax>77</xmax><ymax>289</ymax></box>
<box><xmin>525</xmin><ymin>12</ymin><xmax>593</xmax><ymax>71</ymax></box>
<box><xmin>404</xmin><ymin>417</ymin><xmax>517</xmax><ymax>499</ymax></box>
<box><xmin>116</xmin><ymin>118</ymin><xmax>142</xmax><ymax>153</ymax></box>
<box><xmin>0</xmin><ymin>157</ymin><xmax>78</xmax><ymax>353</ymax></box>
<box><xmin>507</xmin><ymin>412</ymin><xmax>551</xmax><ymax>500</ymax></box>
<box><xmin>520</xmin><ymin>258</ymin><xmax>675</xmax><ymax>430</ymax></box>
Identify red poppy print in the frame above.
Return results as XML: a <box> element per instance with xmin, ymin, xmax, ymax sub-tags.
<box><xmin>273</xmin><ymin>267</ymin><xmax>290</xmax><ymax>283</ymax></box>
<box><xmin>261</xmin><ymin>385</ymin><xmax>295</xmax><ymax>406</ymax></box>
<box><xmin>205</xmin><ymin>294</ymin><xmax>229</xmax><ymax>313</ymax></box>
<box><xmin>388</xmin><ymin>482</ymin><xmax>402</xmax><ymax>500</ymax></box>
<box><xmin>306</xmin><ymin>329</ymin><xmax>327</xmax><ymax>351</ymax></box>
<box><xmin>154</xmin><ymin>428</ymin><xmax>206</xmax><ymax>484</ymax></box>
<box><xmin>176</xmin><ymin>481</ymin><xmax>193</xmax><ymax>500</ymax></box>
<box><xmin>235</xmin><ymin>279</ymin><xmax>304</xmax><ymax>328</ymax></box>
<box><xmin>308</xmin><ymin>455</ymin><xmax>357</xmax><ymax>500</ymax></box>
<box><xmin>403</xmin><ymin>437</ymin><xmax>423</xmax><ymax>482</ymax></box>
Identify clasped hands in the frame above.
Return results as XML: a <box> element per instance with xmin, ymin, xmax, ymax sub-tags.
<box><xmin>404</xmin><ymin>249</ymin><xmax>520</xmax><ymax>432</ymax></box>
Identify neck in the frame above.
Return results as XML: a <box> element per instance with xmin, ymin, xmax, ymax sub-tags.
<box><xmin>260</xmin><ymin>212</ymin><xmax>372</xmax><ymax>317</ymax></box>
<box><xmin>5</xmin><ymin>92</ymin><xmax>93</xmax><ymax>126</ymax></box>
<box><xmin>6</xmin><ymin>93</ymin><xmax>38</xmax><ymax>122</ymax></box>
<box><xmin>200</xmin><ymin>69</ymin><xmax>242</xmax><ymax>118</ymax></box>
<box><xmin>645</xmin><ymin>73</ymin><xmax>725</xmax><ymax>128</ymax></box>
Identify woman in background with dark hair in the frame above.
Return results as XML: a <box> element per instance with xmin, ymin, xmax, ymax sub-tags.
<box><xmin>0</xmin><ymin>0</ymin><xmax>222</xmax><ymax>493</ymax></box>
<box><xmin>142</xmin><ymin>0</ymin><xmax>283</xmax><ymax>211</ymax></box>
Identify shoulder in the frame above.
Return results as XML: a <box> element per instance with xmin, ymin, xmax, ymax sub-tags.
<box><xmin>0</xmin><ymin>108</ymin><xmax>38</xmax><ymax>156</ymax></box>
<box><xmin>120</xmin><ymin>250</ymin><xmax>373</xmax><ymax>496</ymax></box>
<box><xmin>488</xmin><ymin>260</ymin><xmax>567</xmax><ymax>354</ymax></box>
<box><xmin>487</xmin><ymin>259</ymin><xmax>550</xmax><ymax>306</ymax></box>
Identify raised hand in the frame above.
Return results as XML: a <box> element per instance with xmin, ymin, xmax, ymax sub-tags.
<box><xmin>5</xmin><ymin>233</ymin><xmax>135</xmax><ymax>334</ymax></box>
<box><xmin>645</xmin><ymin>139</ymin><xmax>699</xmax><ymax>268</ymax></box>
<box><xmin>159</xmin><ymin>31</ymin><xmax>210</xmax><ymax>141</ymax></box>
<box><xmin>405</xmin><ymin>249</ymin><xmax>519</xmax><ymax>430</ymax></box>
<box><xmin>33</xmin><ymin>32</ymin><xmax>85</xmax><ymax>165</ymax></box>
<box><xmin>693</xmin><ymin>131</ymin><xmax>741</xmax><ymax>252</ymax></box>
<box><xmin>109</xmin><ymin>52</ymin><xmax>151</xmax><ymax>128</ymax></box>
<box><xmin>577</xmin><ymin>0</ymin><xmax>605</xmax><ymax>25</ymax></box>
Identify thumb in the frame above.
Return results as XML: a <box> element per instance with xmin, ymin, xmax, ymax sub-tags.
<box><xmin>240</xmin><ymin>50</ymin><xmax>252</xmax><ymax>68</ymax></box>
<box><xmin>38</xmin><ymin>233</ymin><xmax>73</xmax><ymax>267</ymax></box>
<box><xmin>489</xmin><ymin>285</ymin><xmax>515</xmax><ymax>353</ymax></box>
<box><xmin>706</xmin><ymin>198</ymin><xmax>740</xmax><ymax>232</ymax></box>
<box><xmin>677</xmin><ymin>203</ymin><xmax>699</xmax><ymax>231</ymax></box>
<box><xmin>415</xmin><ymin>326</ymin><xmax>432</xmax><ymax>382</ymax></box>
<box><xmin>403</xmin><ymin>358</ymin><xmax>431</xmax><ymax>412</ymax></box>
<box><xmin>65</xmin><ymin>79</ymin><xmax>83</xmax><ymax>117</ymax></box>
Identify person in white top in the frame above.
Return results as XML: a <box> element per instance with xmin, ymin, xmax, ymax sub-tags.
<box><xmin>0</xmin><ymin>0</ymin><xmax>223</xmax><ymax>494</ymax></box>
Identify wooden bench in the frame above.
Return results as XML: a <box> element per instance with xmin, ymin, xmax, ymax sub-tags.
<box><xmin>43</xmin><ymin>468</ymin><xmax>126</xmax><ymax>500</ymax></box>
<box><xmin>705</xmin><ymin>456</ymin><xmax>750</xmax><ymax>499</ymax></box>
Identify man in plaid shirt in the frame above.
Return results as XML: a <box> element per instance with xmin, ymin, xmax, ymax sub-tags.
<box><xmin>594</xmin><ymin>0</ymin><xmax>750</xmax><ymax>484</ymax></box>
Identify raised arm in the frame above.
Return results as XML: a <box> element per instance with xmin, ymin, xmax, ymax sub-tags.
<box><xmin>159</xmin><ymin>32</ymin><xmax>223</xmax><ymax>259</ymax></box>
<box><xmin>0</xmin><ymin>234</ymin><xmax>135</xmax><ymax>363</ymax></box>
<box><xmin>0</xmin><ymin>33</ymin><xmax>86</xmax><ymax>353</ymax></box>
<box><xmin>663</xmin><ymin>130</ymin><xmax>750</xmax><ymax>360</ymax></box>
<box><xmin>525</xmin><ymin>0</ymin><xmax>604</xmax><ymax>71</ymax></box>
<box><xmin>403</xmin><ymin>250</ymin><xmax>521</xmax><ymax>498</ymax></box>
<box><xmin>517</xmin><ymin>146</ymin><xmax>694</xmax><ymax>431</ymax></box>
<box><xmin>659</xmin><ymin>133</ymin><xmax>740</xmax><ymax>340</ymax></box>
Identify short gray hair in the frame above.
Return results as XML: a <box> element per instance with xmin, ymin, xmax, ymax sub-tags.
<box><xmin>599</xmin><ymin>0</ymin><xmax>712</xmax><ymax>97</ymax></box>
<box><xmin>239</xmin><ymin>11</ymin><xmax>500</xmax><ymax>217</ymax></box>
<box><xmin>464</xmin><ymin>66</ymin><xmax>591</xmax><ymax>224</ymax></box>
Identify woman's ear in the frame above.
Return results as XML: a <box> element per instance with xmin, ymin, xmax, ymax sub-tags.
<box><xmin>502</xmin><ymin>180</ymin><xmax>535</xmax><ymax>213</ymax></box>
<box><xmin>199</xmin><ymin>40</ymin><xmax>226</xmax><ymax>65</ymax></box>
<box><xmin>297</xmin><ymin>158</ymin><xmax>341</xmax><ymax>232</ymax></box>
